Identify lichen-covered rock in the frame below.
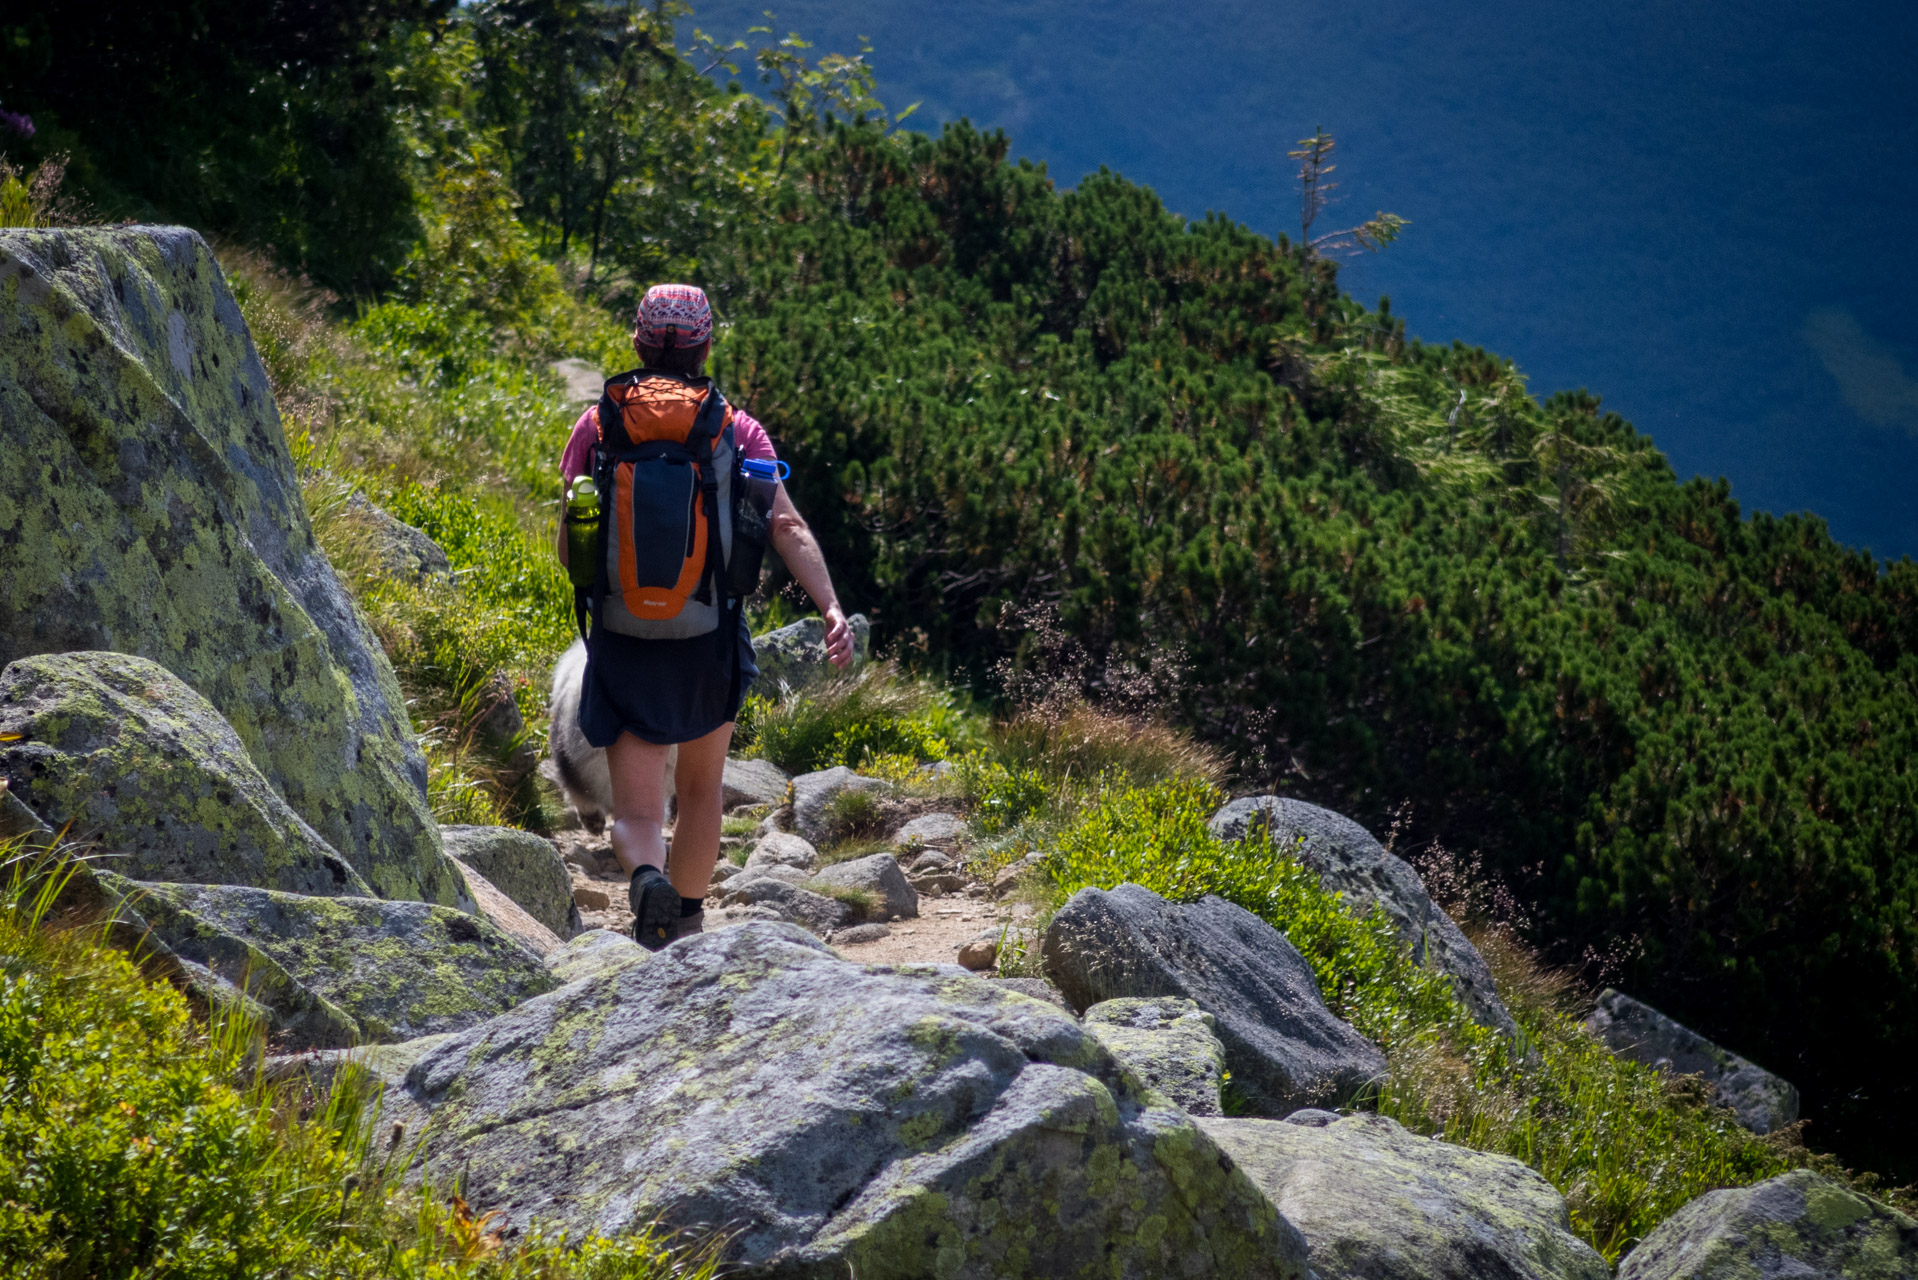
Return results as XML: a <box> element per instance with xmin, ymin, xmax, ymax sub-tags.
<box><xmin>1587</xmin><ymin>990</ymin><xmax>1800</xmax><ymax>1135</ymax></box>
<box><xmin>722</xmin><ymin>875</ymin><xmax>854</xmax><ymax>935</ymax></box>
<box><xmin>722</xmin><ymin>756</ymin><xmax>790</xmax><ymax>808</ymax></box>
<box><xmin>1084</xmin><ymin>997</ymin><xmax>1228</xmax><ymax>1117</ymax></box>
<box><xmin>808</xmin><ymin>851</ymin><xmax>918</xmax><ymax>920</ymax></box>
<box><xmin>266</xmin><ymin>1034</ymin><xmax>448</xmax><ymax>1140</ymax></box>
<box><xmin>452</xmin><ymin>858</ymin><xmax>562</xmax><ymax>957</ymax></box>
<box><xmin>440</xmin><ymin>824</ymin><xmax>581</xmax><ymax>940</ymax></box>
<box><xmin>1617</xmin><ymin>1169</ymin><xmax>1917</xmax><ymax>1280</ymax></box>
<box><xmin>120</xmin><ymin>878</ymin><xmax>556</xmax><ymax>1044</ymax></box>
<box><xmin>749</xmin><ymin>614</ymin><xmax>872</xmax><ymax>693</ymax></box>
<box><xmin>0</xmin><ymin>651</ymin><xmax>371</xmax><ymax>897</ymax></box>
<box><xmin>400</xmin><ymin>922</ymin><xmax>1309</xmax><ymax>1278</ymax></box>
<box><xmin>790</xmin><ymin>766</ymin><xmax>887</xmax><ymax>845</ymax></box>
<box><xmin>1209</xmin><ymin>796</ymin><xmax>1515</xmax><ymax>1038</ymax></box>
<box><xmin>745</xmin><ymin>829</ymin><xmax>819</xmax><ymax>873</ymax></box>
<box><xmin>1202</xmin><ymin>1112</ymin><xmax>1610</xmax><ymax>1280</ymax></box>
<box><xmin>543</xmin><ymin>928</ymin><xmax>649</xmax><ymax>985</ymax></box>
<box><xmin>0</xmin><ymin>227</ymin><xmax>464</xmax><ymax>907</ymax></box>
<box><xmin>1043</xmin><ymin>884</ymin><xmax>1386</xmax><ymax>1113</ymax></box>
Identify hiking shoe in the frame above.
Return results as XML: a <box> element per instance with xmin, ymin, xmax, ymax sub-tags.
<box><xmin>629</xmin><ymin>865</ymin><xmax>679</xmax><ymax>951</ymax></box>
<box><xmin>669</xmin><ymin>909</ymin><xmax>704</xmax><ymax>942</ymax></box>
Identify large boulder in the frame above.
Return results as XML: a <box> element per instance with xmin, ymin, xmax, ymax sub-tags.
<box><xmin>116</xmin><ymin>877</ymin><xmax>555</xmax><ymax>1045</ymax></box>
<box><xmin>1617</xmin><ymin>1169</ymin><xmax>1917</xmax><ymax>1280</ymax></box>
<box><xmin>1084</xmin><ymin>997</ymin><xmax>1227</xmax><ymax>1117</ymax></box>
<box><xmin>398</xmin><ymin>922</ymin><xmax>1308</xmax><ymax>1278</ymax></box>
<box><xmin>440</xmin><ymin>824</ymin><xmax>581</xmax><ymax>940</ymax></box>
<box><xmin>0</xmin><ymin>651</ymin><xmax>371</xmax><ymax>897</ymax></box>
<box><xmin>808</xmin><ymin>851</ymin><xmax>918</xmax><ymax>921</ymax></box>
<box><xmin>0</xmin><ymin>226</ymin><xmax>464</xmax><ymax>907</ymax></box>
<box><xmin>1043</xmin><ymin>884</ymin><xmax>1385</xmax><ymax>1113</ymax></box>
<box><xmin>790</xmin><ymin>765</ymin><xmax>887</xmax><ymax>845</ymax></box>
<box><xmin>749</xmin><ymin>613</ymin><xmax>872</xmax><ymax>693</ymax></box>
<box><xmin>1209</xmin><ymin>796</ymin><xmax>1515</xmax><ymax>1037</ymax></box>
<box><xmin>1586</xmin><ymin>990</ymin><xmax>1799</xmax><ymax>1135</ymax></box>
<box><xmin>1203</xmin><ymin>1112</ymin><xmax>1610</xmax><ymax>1280</ymax></box>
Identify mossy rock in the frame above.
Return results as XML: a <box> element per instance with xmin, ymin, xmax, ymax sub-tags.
<box><xmin>1617</xmin><ymin>1169</ymin><xmax>1917</xmax><ymax>1280</ymax></box>
<box><xmin>0</xmin><ymin>226</ymin><xmax>464</xmax><ymax>907</ymax></box>
<box><xmin>1202</xmin><ymin>1112</ymin><xmax>1609</xmax><ymax>1280</ymax></box>
<box><xmin>400</xmin><ymin>922</ymin><xmax>1309</xmax><ymax>1278</ymax></box>
<box><xmin>121</xmin><ymin>877</ymin><xmax>556</xmax><ymax>1044</ymax></box>
<box><xmin>0</xmin><ymin>650</ymin><xmax>371</xmax><ymax>896</ymax></box>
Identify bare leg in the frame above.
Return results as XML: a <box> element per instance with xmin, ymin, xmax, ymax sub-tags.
<box><xmin>665</xmin><ymin>720</ymin><xmax>734</xmax><ymax>899</ymax></box>
<box><xmin>605</xmin><ymin>731</ymin><xmax>672</xmax><ymax>877</ymax></box>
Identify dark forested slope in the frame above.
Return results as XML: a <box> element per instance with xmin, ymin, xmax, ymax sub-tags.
<box><xmin>708</xmin><ymin>121</ymin><xmax>1918</xmax><ymax>1173</ymax></box>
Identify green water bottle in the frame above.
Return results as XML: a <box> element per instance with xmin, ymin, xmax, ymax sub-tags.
<box><xmin>565</xmin><ymin>476</ymin><xmax>600</xmax><ymax>589</ymax></box>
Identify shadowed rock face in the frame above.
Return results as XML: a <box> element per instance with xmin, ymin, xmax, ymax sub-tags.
<box><xmin>1586</xmin><ymin>990</ymin><xmax>1800</xmax><ymax>1135</ymax></box>
<box><xmin>1203</xmin><ymin>1113</ymin><xmax>1609</xmax><ymax>1280</ymax></box>
<box><xmin>118</xmin><ymin>877</ymin><xmax>555</xmax><ymax>1046</ymax></box>
<box><xmin>0</xmin><ymin>226</ymin><xmax>465</xmax><ymax>907</ymax></box>
<box><xmin>0</xmin><ymin>651</ymin><xmax>371</xmax><ymax>897</ymax></box>
<box><xmin>1042</xmin><ymin>884</ymin><xmax>1387</xmax><ymax>1114</ymax></box>
<box><xmin>1209</xmin><ymin>796</ymin><xmax>1516</xmax><ymax>1038</ymax></box>
<box><xmin>401</xmin><ymin>922</ymin><xmax>1310</xmax><ymax>1280</ymax></box>
<box><xmin>1616</xmin><ymin>1169</ymin><xmax>1918</xmax><ymax>1280</ymax></box>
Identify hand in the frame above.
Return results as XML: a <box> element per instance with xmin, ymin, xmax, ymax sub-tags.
<box><xmin>822</xmin><ymin>606</ymin><xmax>855</xmax><ymax>669</ymax></box>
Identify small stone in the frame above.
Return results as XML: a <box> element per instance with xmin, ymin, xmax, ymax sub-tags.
<box><xmin>573</xmin><ymin>886</ymin><xmax>611</xmax><ymax>911</ymax></box>
<box><xmin>895</xmin><ymin>812</ymin><xmax>969</xmax><ymax>847</ymax></box>
<box><xmin>957</xmin><ymin>940</ymin><xmax>998</xmax><ymax>971</ymax></box>
<box><xmin>991</xmin><ymin>864</ymin><xmax>1028</xmax><ymax>897</ymax></box>
<box><xmin>709</xmin><ymin>862</ymin><xmax>746</xmax><ymax>884</ymax></box>
<box><xmin>808</xmin><ymin>852</ymin><xmax>918</xmax><ymax>921</ymax></box>
<box><xmin>908</xmin><ymin>850</ymin><xmax>953</xmax><ymax>874</ymax></box>
<box><xmin>1282</xmin><ymin>1108</ymin><xmax>1342</xmax><ymax>1127</ymax></box>
<box><xmin>790</xmin><ymin>766</ymin><xmax>888</xmax><ymax>845</ymax></box>
<box><xmin>746</xmin><ymin>830</ymin><xmax>820</xmax><ymax>873</ymax></box>
<box><xmin>757</xmin><ymin>806</ymin><xmax>792</xmax><ymax>836</ymax></box>
<box><xmin>832</xmin><ymin>922</ymin><xmax>892</xmax><ymax>945</ymax></box>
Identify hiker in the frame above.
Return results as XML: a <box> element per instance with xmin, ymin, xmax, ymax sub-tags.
<box><xmin>557</xmin><ymin>283</ymin><xmax>853</xmax><ymax>949</ymax></box>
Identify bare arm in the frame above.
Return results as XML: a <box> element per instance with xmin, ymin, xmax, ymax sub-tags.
<box><xmin>769</xmin><ymin>484</ymin><xmax>853</xmax><ymax>668</ymax></box>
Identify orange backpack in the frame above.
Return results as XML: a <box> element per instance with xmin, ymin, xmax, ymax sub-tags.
<box><xmin>586</xmin><ymin>369</ymin><xmax>740</xmax><ymax>642</ymax></box>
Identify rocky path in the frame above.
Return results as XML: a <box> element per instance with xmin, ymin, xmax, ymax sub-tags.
<box><xmin>553</xmin><ymin>824</ymin><xmax>1035</xmax><ymax>969</ymax></box>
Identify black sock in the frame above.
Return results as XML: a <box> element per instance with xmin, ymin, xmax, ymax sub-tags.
<box><xmin>679</xmin><ymin>897</ymin><xmax>705</xmax><ymax>918</ymax></box>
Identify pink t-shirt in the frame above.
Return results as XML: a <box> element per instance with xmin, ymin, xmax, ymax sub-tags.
<box><xmin>559</xmin><ymin>401</ymin><xmax>775</xmax><ymax>481</ymax></box>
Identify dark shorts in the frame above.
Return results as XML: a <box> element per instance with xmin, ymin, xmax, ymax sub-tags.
<box><xmin>578</xmin><ymin>614</ymin><xmax>758</xmax><ymax>747</ymax></box>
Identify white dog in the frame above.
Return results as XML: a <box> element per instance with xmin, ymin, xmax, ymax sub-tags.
<box><xmin>547</xmin><ymin>639</ymin><xmax>675</xmax><ymax>833</ymax></box>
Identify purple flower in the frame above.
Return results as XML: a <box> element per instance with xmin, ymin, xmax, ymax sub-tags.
<box><xmin>0</xmin><ymin>111</ymin><xmax>34</xmax><ymax>139</ymax></box>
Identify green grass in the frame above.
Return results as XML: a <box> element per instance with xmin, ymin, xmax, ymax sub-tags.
<box><xmin>738</xmin><ymin>664</ymin><xmax>982</xmax><ymax>775</ymax></box>
<box><xmin>1037</xmin><ymin>777</ymin><xmax>1882</xmax><ymax>1264</ymax></box>
<box><xmin>0</xmin><ymin>846</ymin><xmax>721</xmax><ymax>1279</ymax></box>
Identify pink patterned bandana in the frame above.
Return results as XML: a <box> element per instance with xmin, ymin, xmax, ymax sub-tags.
<box><xmin>635</xmin><ymin>284</ymin><xmax>713</xmax><ymax>350</ymax></box>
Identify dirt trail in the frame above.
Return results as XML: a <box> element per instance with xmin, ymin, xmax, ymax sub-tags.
<box><xmin>552</xmin><ymin>829</ymin><xmax>1032</xmax><ymax>968</ymax></box>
